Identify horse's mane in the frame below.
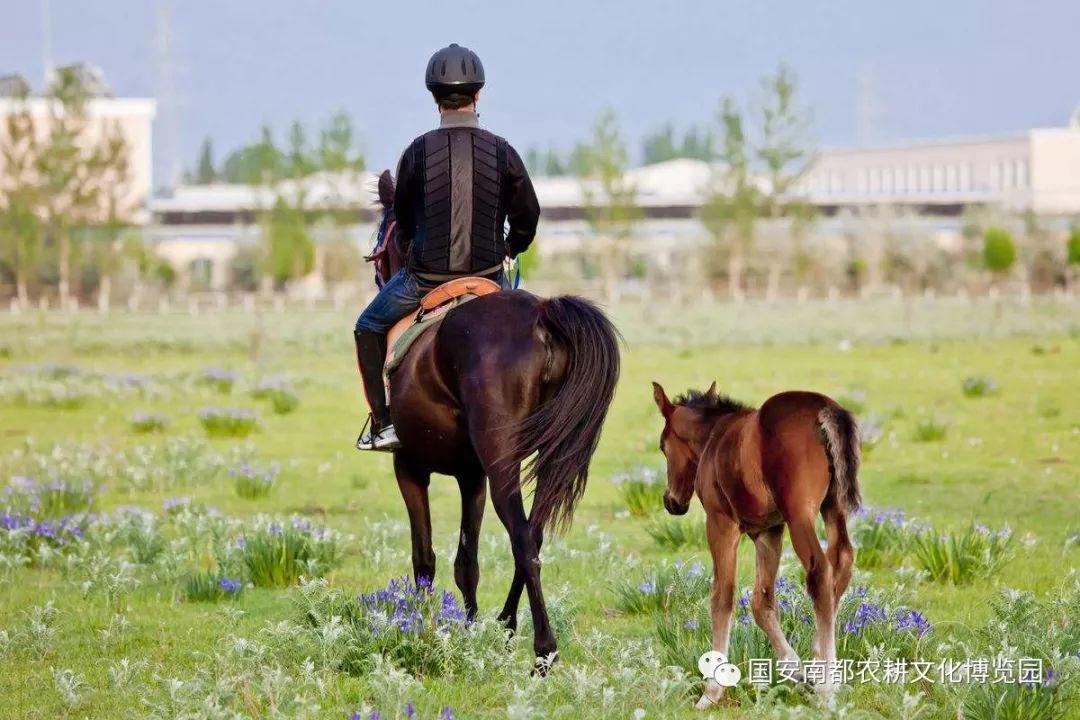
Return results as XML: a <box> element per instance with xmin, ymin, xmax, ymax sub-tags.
<box><xmin>674</xmin><ymin>388</ymin><xmax>748</xmax><ymax>415</ymax></box>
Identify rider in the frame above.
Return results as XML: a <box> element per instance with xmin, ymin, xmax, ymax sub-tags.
<box><xmin>354</xmin><ymin>43</ymin><xmax>541</xmax><ymax>451</ymax></box>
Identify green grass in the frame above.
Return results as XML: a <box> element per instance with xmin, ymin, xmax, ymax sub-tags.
<box><xmin>0</xmin><ymin>297</ymin><xmax>1078</xmax><ymax>719</ymax></box>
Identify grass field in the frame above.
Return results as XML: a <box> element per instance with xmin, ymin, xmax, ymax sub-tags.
<box><xmin>0</xmin><ymin>296</ymin><xmax>1078</xmax><ymax>719</ymax></box>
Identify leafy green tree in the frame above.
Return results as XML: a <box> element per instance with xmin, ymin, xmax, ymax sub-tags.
<box><xmin>755</xmin><ymin>65</ymin><xmax>814</xmax><ymax>298</ymax></box>
<box><xmin>0</xmin><ymin>92</ymin><xmax>42</xmax><ymax>307</ymax></box>
<box><xmin>983</xmin><ymin>226</ymin><xmax>1017</xmax><ymax>276</ymax></box>
<box><xmin>699</xmin><ymin>98</ymin><xmax>761</xmax><ymax>298</ymax></box>
<box><xmin>642</xmin><ymin>123</ymin><xmax>715</xmax><ymax>164</ymax></box>
<box><xmin>193</xmin><ymin>137</ymin><xmax>217</xmax><ymax>184</ymax></box>
<box><xmin>1067</xmin><ymin>227</ymin><xmax>1080</xmax><ymax>266</ymax></box>
<box><xmin>576</xmin><ymin>109</ymin><xmax>642</xmax><ymax>302</ymax></box>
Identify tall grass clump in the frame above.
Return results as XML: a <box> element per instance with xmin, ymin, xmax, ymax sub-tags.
<box><xmin>129</xmin><ymin>411</ymin><xmax>168</xmax><ymax>434</ymax></box>
<box><xmin>614</xmin><ymin>559</ymin><xmax>709</xmax><ymax>615</ymax></box>
<box><xmin>611</xmin><ymin>465</ymin><xmax>665</xmax><ymax>516</ymax></box>
<box><xmin>913</xmin><ymin>523</ymin><xmax>1014</xmax><ymax>584</ymax></box>
<box><xmin>230</xmin><ymin>461</ymin><xmax>279</xmax><ymax>499</ymax></box>
<box><xmin>850</xmin><ymin>506</ymin><xmax>921</xmax><ymax>568</ymax></box>
<box><xmin>240</xmin><ymin>518</ymin><xmax>345</xmax><ymax>588</ymax></box>
<box><xmin>199</xmin><ymin>407</ymin><xmax>258</xmax><ymax>438</ymax></box>
<box><xmin>962</xmin><ymin>375</ymin><xmax>1000</xmax><ymax>398</ymax></box>
<box><xmin>912</xmin><ymin>415</ymin><xmax>949</xmax><ymax>442</ymax></box>
<box><xmin>250</xmin><ymin>378</ymin><xmax>300</xmax><ymax>415</ymax></box>
<box><xmin>198</xmin><ymin>368</ymin><xmax>237</xmax><ymax>394</ymax></box>
<box><xmin>292</xmin><ymin>576</ymin><xmax>507</xmax><ymax>677</ymax></box>
<box><xmin>5</xmin><ymin>477</ymin><xmax>97</xmax><ymax>517</ymax></box>
<box><xmin>645</xmin><ymin>514</ymin><xmax>706</xmax><ymax>550</ymax></box>
<box><xmin>182</xmin><ymin>571</ymin><xmax>244</xmax><ymax>602</ymax></box>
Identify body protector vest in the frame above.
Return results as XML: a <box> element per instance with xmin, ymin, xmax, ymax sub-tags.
<box><xmin>392</xmin><ymin>112</ymin><xmax>540</xmax><ymax>285</ymax></box>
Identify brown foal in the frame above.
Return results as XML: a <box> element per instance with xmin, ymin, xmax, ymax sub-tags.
<box><xmin>652</xmin><ymin>382</ymin><xmax>862</xmax><ymax>708</ymax></box>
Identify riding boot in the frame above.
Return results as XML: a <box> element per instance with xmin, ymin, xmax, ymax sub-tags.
<box><xmin>354</xmin><ymin>330</ymin><xmax>400</xmax><ymax>450</ymax></box>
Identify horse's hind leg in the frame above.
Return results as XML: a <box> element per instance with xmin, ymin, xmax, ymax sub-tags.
<box><xmin>822</xmin><ymin>504</ymin><xmax>854</xmax><ymax>607</ymax></box>
<box><xmin>751</xmin><ymin>525</ymin><xmax>800</xmax><ymax>664</ymax></box>
<box><xmin>454</xmin><ymin>469</ymin><xmax>486</xmax><ymax>620</ymax></box>
<box><xmin>696</xmin><ymin>513</ymin><xmax>741</xmax><ymax>710</ymax></box>
<box><xmin>394</xmin><ymin>453</ymin><xmax>435</xmax><ymax>584</ymax></box>
<box><xmin>788</xmin><ymin>514</ymin><xmax>837</xmax><ymax>684</ymax></box>
<box><xmin>489</xmin><ymin>468</ymin><xmax>556</xmax><ymax>670</ymax></box>
<box><xmin>496</xmin><ymin>524</ymin><xmax>542</xmax><ymax>634</ymax></box>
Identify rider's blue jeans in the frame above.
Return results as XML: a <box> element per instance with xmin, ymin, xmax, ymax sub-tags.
<box><xmin>355</xmin><ymin>269</ymin><xmax>511</xmax><ymax>334</ymax></box>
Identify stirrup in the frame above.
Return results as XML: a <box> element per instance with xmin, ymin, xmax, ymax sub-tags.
<box><xmin>355</xmin><ymin>415</ymin><xmax>401</xmax><ymax>452</ymax></box>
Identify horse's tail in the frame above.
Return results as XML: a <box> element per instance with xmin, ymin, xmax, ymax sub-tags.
<box><xmin>818</xmin><ymin>404</ymin><xmax>863</xmax><ymax>514</ymax></box>
<box><xmin>506</xmin><ymin>296</ymin><xmax>621</xmax><ymax>532</ymax></box>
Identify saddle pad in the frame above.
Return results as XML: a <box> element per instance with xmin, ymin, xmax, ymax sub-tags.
<box><xmin>384</xmin><ymin>294</ymin><xmax>479</xmax><ymax>376</ymax></box>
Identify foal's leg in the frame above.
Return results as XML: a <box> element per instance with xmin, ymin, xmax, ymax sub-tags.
<box><xmin>394</xmin><ymin>452</ymin><xmax>435</xmax><ymax>584</ymax></box>
<box><xmin>696</xmin><ymin>513</ymin><xmax>741</xmax><ymax>710</ymax></box>
<box><xmin>454</xmin><ymin>470</ymin><xmax>486</xmax><ymax>620</ymax></box>
<box><xmin>822</xmin><ymin>504</ymin><xmax>855</xmax><ymax>607</ymax></box>
<box><xmin>750</xmin><ymin>526</ymin><xmax>800</xmax><ymax>663</ymax></box>
<box><xmin>788</xmin><ymin>515</ymin><xmax>837</xmax><ymax>689</ymax></box>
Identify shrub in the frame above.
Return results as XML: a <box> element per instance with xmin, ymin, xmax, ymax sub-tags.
<box><xmin>912</xmin><ymin>416</ymin><xmax>949</xmax><ymax>442</ymax></box>
<box><xmin>231</xmin><ymin>461</ymin><xmax>279</xmax><ymax>499</ymax></box>
<box><xmin>983</xmin><ymin>227</ymin><xmax>1017</xmax><ymax>274</ymax></box>
<box><xmin>240</xmin><ymin>518</ymin><xmax>345</xmax><ymax>588</ymax></box>
<box><xmin>182</xmin><ymin>571</ymin><xmax>245</xmax><ymax>602</ymax></box>
<box><xmin>962</xmin><ymin>375</ymin><xmax>999</xmax><ymax>398</ymax></box>
<box><xmin>199</xmin><ymin>407</ymin><xmax>258</xmax><ymax>438</ymax></box>
<box><xmin>129</xmin><ymin>411</ymin><xmax>168</xmax><ymax>434</ymax></box>
<box><xmin>611</xmin><ymin>466</ymin><xmax>665</xmax><ymax>517</ymax></box>
<box><xmin>912</xmin><ymin>523</ymin><xmax>1014</xmax><ymax>584</ymax></box>
<box><xmin>645</xmin><ymin>515</ymin><xmax>706</xmax><ymax>550</ymax></box>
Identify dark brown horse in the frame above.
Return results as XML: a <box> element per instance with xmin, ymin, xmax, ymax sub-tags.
<box><xmin>651</xmin><ymin>383</ymin><xmax>861</xmax><ymax>707</ymax></box>
<box><xmin>368</xmin><ymin>171</ymin><xmax>620</xmax><ymax>668</ymax></box>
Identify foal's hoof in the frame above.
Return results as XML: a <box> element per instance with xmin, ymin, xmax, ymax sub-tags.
<box><xmin>694</xmin><ymin>680</ymin><xmax>724</xmax><ymax>710</ymax></box>
<box><xmin>532</xmin><ymin>651</ymin><xmax>558</xmax><ymax>677</ymax></box>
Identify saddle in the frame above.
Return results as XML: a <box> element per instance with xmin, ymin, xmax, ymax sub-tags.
<box><xmin>383</xmin><ymin>276</ymin><xmax>502</xmax><ymax>380</ymax></box>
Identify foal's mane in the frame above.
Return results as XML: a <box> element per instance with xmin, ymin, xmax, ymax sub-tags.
<box><xmin>673</xmin><ymin>389</ymin><xmax>749</xmax><ymax>416</ymax></box>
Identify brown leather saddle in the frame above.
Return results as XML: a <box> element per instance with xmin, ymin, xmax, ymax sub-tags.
<box><xmin>384</xmin><ymin>276</ymin><xmax>502</xmax><ymax>380</ymax></box>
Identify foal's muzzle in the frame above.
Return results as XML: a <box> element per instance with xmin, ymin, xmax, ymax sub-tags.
<box><xmin>663</xmin><ymin>492</ymin><xmax>689</xmax><ymax>516</ymax></box>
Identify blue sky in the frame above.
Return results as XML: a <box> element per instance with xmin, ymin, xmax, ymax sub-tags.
<box><xmin>3</xmin><ymin>0</ymin><xmax>1078</xmax><ymax>184</ymax></box>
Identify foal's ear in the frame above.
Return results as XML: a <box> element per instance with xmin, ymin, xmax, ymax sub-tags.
<box><xmin>652</xmin><ymin>382</ymin><xmax>673</xmax><ymax>417</ymax></box>
<box><xmin>704</xmin><ymin>381</ymin><xmax>718</xmax><ymax>401</ymax></box>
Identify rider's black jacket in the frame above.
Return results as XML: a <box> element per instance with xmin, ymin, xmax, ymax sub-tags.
<box><xmin>393</xmin><ymin>111</ymin><xmax>540</xmax><ymax>284</ymax></box>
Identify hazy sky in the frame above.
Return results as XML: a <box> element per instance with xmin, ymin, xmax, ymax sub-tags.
<box><xmin>3</xmin><ymin>0</ymin><xmax>1078</xmax><ymax>185</ymax></box>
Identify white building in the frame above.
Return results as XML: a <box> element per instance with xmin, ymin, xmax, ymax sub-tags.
<box><xmin>796</xmin><ymin>126</ymin><xmax>1080</xmax><ymax>215</ymax></box>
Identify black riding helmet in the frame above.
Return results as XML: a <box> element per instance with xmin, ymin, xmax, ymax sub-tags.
<box><xmin>425</xmin><ymin>43</ymin><xmax>485</xmax><ymax>99</ymax></box>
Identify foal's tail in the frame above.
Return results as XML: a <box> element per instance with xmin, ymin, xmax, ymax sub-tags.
<box><xmin>818</xmin><ymin>404</ymin><xmax>863</xmax><ymax>513</ymax></box>
<box><xmin>505</xmin><ymin>296</ymin><xmax>621</xmax><ymax>532</ymax></box>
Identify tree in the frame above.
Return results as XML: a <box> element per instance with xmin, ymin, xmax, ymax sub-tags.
<box><xmin>699</xmin><ymin>98</ymin><xmax>761</xmax><ymax>299</ymax></box>
<box><xmin>0</xmin><ymin>91</ymin><xmax>42</xmax><ymax>307</ymax></box>
<box><xmin>193</xmin><ymin>137</ymin><xmax>217</xmax><ymax>184</ymax></box>
<box><xmin>983</xmin><ymin>226</ymin><xmax>1017</xmax><ymax>278</ymax></box>
<box><xmin>576</xmin><ymin>109</ymin><xmax>642</xmax><ymax>302</ymax></box>
<box><xmin>642</xmin><ymin>123</ymin><xmax>715</xmax><ymax>164</ymax></box>
<box><xmin>1068</xmin><ymin>227</ymin><xmax>1080</xmax><ymax>266</ymax></box>
<box><xmin>755</xmin><ymin>65</ymin><xmax>814</xmax><ymax>299</ymax></box>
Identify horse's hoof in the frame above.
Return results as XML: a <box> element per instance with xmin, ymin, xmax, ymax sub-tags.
<box><xmin>532</xmin><ymin>651</ymin><xmax>558</xmax><ymax>677</ymax></box>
